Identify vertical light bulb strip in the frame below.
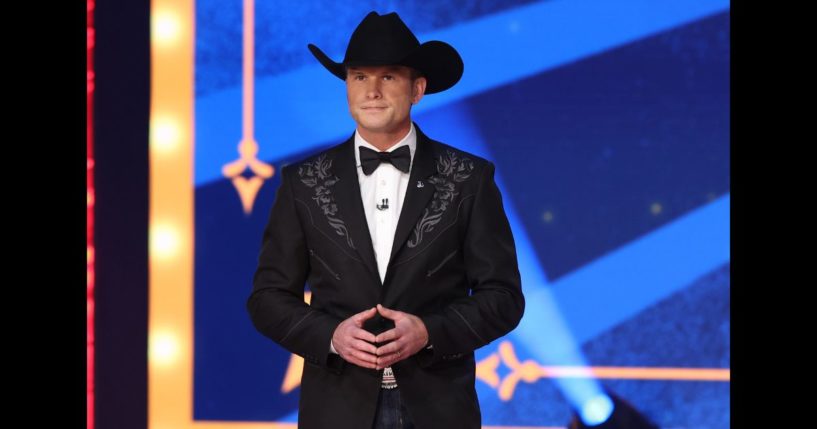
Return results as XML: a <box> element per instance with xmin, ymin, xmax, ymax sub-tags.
<box><xmin>149</xmin><ymin>0</ymin><xmax>195</xmax><ymax>427</ymax></box>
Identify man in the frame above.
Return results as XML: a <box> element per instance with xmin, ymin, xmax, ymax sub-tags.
<box><xmin>248</xmin><ymin>11</ymin><xmax>524</xmax><ymax>429</ymax></box>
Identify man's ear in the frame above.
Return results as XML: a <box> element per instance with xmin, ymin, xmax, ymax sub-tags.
<box><xmin>412</xmin><ymin>76</ymin><xmax>427</xmax><ymax>105</ymax></box>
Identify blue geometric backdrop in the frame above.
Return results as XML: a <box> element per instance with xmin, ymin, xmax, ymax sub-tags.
<box><xmin>192</xmin><ymin>1</ymin><xmax>729</xmax><ymax>427</ymax></box>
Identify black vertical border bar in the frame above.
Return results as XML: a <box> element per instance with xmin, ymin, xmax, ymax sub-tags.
<box><xmin>94</xmin><ymin>0</ymin><xmax>150</xmax><ymax>427</ymax></box>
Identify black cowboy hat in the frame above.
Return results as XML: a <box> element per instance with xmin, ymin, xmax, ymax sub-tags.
<box><xmin>308</xmin><ymin>11</ymin><xmax>464</xmax><ymax>94</ymax></box>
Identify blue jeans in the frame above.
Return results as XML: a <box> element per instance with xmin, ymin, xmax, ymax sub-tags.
<box><xmin>372</xmin><ymin>388</ymin><xmax>415</xmax><ymax>429</ymax></box>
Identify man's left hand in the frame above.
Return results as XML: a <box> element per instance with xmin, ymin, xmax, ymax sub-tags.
<box><xmin>373</xmin><ymin>304</ymin><xmax>429</xmax><ymax>369</ymax></box>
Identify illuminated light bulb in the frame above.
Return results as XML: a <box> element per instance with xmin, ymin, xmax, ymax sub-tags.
<box><xmin>151</xmin><ymin>119</ymin><xmax>180</xmax><ymax>154</ymax></box>
<box><xmin>153</xmin><ymin>12</ymin><xmax>181</xmax><ymax>45</ymax></box>
<box><xmin>650</xmin><ymin>202</ymin><xmax>663</xmax><ymax>215</ymax></box>
<box><xmin>150</xmin><ymin>332</ymin><xmax>180</xmax><ymax>366</ymax></box>
<box><xmin>151</xmin><ymin>225</ymin><xmax>180</xmax><ymax>260</ymax></box>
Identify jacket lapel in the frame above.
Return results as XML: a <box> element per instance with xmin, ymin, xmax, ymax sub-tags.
<box><xmin>332</xmin><ymin>133</ymin><xmax>382</xmax><ymax>285</ymax></box>
<box><xmin>388</xmin><ymin>125</ymin><xmax>437</xmax><ymax>267</ymax></box>
<box><xmin>331</xmin><ymin>124</ymin><xmax>439</xmax><ymax>287</ymax></box>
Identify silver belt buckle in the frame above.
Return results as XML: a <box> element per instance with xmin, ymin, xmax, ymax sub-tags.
<box><xmin>381</xmin><ymin>366</ymin><xmax>398</xmax><ymax>389</ymax></box>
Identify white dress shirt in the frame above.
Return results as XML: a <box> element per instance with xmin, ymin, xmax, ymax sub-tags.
<box><xmin>354</xmin><ymin>123</ymin><xmax>416</xmax><ymax>283</ymax></box>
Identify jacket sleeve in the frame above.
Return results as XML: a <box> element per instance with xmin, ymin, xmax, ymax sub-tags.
<box><xmin>417</xmin><ymin>161</ymin><xmax>525</xmax><ymax>367</ymax></box>
<box><xmin>247</xmin><ymin>165</ymin><xmax>343</xmax><ymax>370</ymax></box>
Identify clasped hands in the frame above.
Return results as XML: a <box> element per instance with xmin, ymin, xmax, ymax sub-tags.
<box><xmin>331</xmin><ymin>304</ymin><xmax>428</xmax><ymax>370</ymax></box>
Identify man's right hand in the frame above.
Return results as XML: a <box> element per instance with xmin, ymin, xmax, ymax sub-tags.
<box><xmin>331</xmin><ymin>307</ymin><xmax>378</xmax><ymax>369</ymax></box>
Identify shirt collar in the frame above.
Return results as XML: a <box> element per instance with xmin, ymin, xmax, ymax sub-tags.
<box><xmin>354</xmin><ymin>123</ymin><xmax>417</xmax><ymax>172</ymax></box>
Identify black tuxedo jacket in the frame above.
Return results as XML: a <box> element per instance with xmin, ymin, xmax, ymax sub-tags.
<box><xmin>248</xmin><ymin>124</ymin><xmax>524</xmax><ymax>429</ymax></box>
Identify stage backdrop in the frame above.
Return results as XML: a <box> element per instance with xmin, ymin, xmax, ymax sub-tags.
<box><xmin>156</xmin><ymin>0</ymin><xmax>729</xmax><ymax>428</ymax></box>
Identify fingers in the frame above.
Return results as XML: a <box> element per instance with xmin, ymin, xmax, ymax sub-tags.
<box><xmin>373</xmin><ymin>331</ymin><xmax>406</xmax><ymax>369</ymax></box>
<box><xmin>376</xmin><ymin>304</ymin><xmax>401</xmax><ymax>320</ymax></box>
<box><xmin>354</xmin><ymin>339</ymin><xmax>377</xmax><ymax>355</ymax></box>
<box><xmin>352</xmin><ymin>326</ymin><xmax>377</xmax><ymax>343</ymax></box>
<box><xmin>348</xmin><ymin>348</ymin><xmax>378</xmax><ymax>366</ymax></box>
<box><xmin>353</xmin><ymin>307</ymin><xmax>378</xmax><ymax>326</ymax></box>
<box><xmin>335</xmin><ymin>306</ymin><xmax>420</xmax><ymax>370</ymax></box>
<box><xmin>374</xmin><ymin>327</ymin><xmax>399</xmax><ymax>344</ymax></box>
<box><xmin>335</xmin><ymin>333</ymin><xmax>377</xmax><ymax>369</ymax></box>
<box><xmin>335</xmin><ymin>323</ymin><xmax>375</xmax><ymax>346</ymax></box>
<box><xmin>345</xmin><ymin>353</ymin><xmax>377</xmax><ymax>369</ymax></box>
<box><xmin>375</xmin><ymin>339</ymin><xmax>401</xmax><ymax>356</ymax></box>
<box><xmin>376</xmin><ymin>349</ymin><xmax>405</xmax><ymax>369</ymax></box>
<box><xmin>333</xmin><ymin>310</ymin><xmax>380</xmax><ymax>369</ymax></box>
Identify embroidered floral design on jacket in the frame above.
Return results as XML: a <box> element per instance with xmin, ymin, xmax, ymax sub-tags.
<box><xmin>297</xmin><ymin>154</ymin><xmax>355</xmax><ymax>249</ymax></box>
<box><xmin>408</xmin><ymin>150</ymin><xmax>475</xmax><ymax>248</ymax></box>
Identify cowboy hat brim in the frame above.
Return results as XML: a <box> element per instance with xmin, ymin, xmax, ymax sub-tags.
<box><xmin>307</xmin><ymin>41</ymin><xmax>463</xmax><ymax>94</ymax></box>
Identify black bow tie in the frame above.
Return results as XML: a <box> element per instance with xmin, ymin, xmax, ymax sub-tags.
<box><xmin>359</xmin><ymin>145</ymin><xmax>411</xmax><ymax>175</ymax></box>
